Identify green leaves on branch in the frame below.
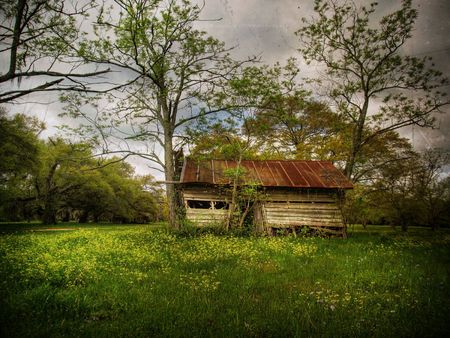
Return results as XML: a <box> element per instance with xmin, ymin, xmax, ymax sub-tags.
<box><xmin>297</xmin><ymin>0</ymin><xmax>449</xmax><ymax>179</ymax></box>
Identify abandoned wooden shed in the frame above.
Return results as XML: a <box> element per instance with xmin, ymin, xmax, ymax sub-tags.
<box><xmin>180</xmin><ymin>159</ymin><xmax>353</xmax><ymax>236</ymax></box>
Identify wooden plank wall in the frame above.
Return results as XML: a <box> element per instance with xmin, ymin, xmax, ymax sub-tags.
<box><xmin>182</xmin><ymin>186</ymin><xmax>346</xmax><ymax>234</ymax></box>
<box><xmin>185</xmin><ymin>209</ymin><xmax>227</xmax><ymax>226</ymax></box>
<box><xmin>182</xmin><ymin>187</ymin><xmax>229</xmax><ymax>226</ymax></box>
<box><xmin>263</xmin><ymin>202</ymin><xmax>343</xmax><ymax>227</ymax></box>
<box><xmin>262</xmin><ymin>189</ymin><xmax>345</xmax><ymax>236</ymax></box>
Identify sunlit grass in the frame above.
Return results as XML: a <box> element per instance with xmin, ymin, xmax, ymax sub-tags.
<box><xmin>1</xmin><ymin>224</ymin><xmax>449</xmax><ymax>337</ymax></box>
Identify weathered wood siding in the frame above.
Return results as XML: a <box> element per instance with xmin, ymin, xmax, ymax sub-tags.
<box><xmin>182</xmin><ymin>186</ymin><xmax>345</xmax><ymax>233</ymax></box>
<box><xmin>262</xmin><ymin>189</ymin><xmax>344</xmax><ymax>231</ymax></box>
<box><xmin>182</xmin><ymin>186</ymin><xmax>229</xmax><ymax>226</ymax></box>
<box><xmin>263</xmin><ymin>202</ymin><xmax>343</xmax><ymax>227</ymax></box>
<box><xmin>185</xmin><ymin>209</ymin><xmax>227</xmax><ymax>226</ymax></box>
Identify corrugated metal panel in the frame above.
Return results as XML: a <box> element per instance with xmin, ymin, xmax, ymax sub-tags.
<box><xmin>180</xmin><ymin>159</ymin><xmax>353</xmax><ymax>189</ymax></box>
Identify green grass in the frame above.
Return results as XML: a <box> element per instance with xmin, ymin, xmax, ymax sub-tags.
<box><xmin>1</xmin><ymin>224</ymin><xmax>449</xmax><ymax>337</ymax></box>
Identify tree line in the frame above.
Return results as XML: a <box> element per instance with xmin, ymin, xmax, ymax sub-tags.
<box><xmin>0</xmin><ymin>109</ymin><xmax>164</xmax><ymax>224</ymax></box>
<box><xmin>1</xmin><ymin>0</ymin><xmax>449</xmax><ymax>230</ymax></box>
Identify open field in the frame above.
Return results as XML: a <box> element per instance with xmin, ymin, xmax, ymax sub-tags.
<box><xmin>1</xmin><ymin>224</ymin><xmax>449</xmax><ymax>337</ymax></box>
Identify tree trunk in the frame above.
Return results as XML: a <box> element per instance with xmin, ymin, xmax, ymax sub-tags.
<box><xmin>226</xmin><ymin>182</ymin><xmax>238</xmax><ymax>230</ymax></box>
<box><xmin>344</xmin><ymin>98</ymin><xmax>369</xmax><ymax>179</ymax></box>
<box><xmin>42</xmin><ymin>197</ymin><xmax>57</xmax><ymax>225</ymax></box>
<box><xmin>401</xmin><ymin>222</ymin><xmax>408</xmax><ymax>232</ymax></box>
<box><xmin>226</xmin><ymin>156</ymin><xmax>242</xmax><ymax>230</ymax></box>
<box><xmin>78</xmin><ymin>210</ymin><xmax>89</xmax><ymax>223</ymax></box>
<box><xmin>238</xmin><ymin>200</ymin><xmax>252</xmax><ymax>228</ymax></box>
<box><xmin>344</xmin><ymin>146</ymin><xmax>358</xmax><ymax>179</ymax></box>
<box><xmin>62</xmin><ymin>209</ymin><xmax>71</xmax><ymax>222</ymax></box>
<box><xmin>164</xmin><ymin>130</ymin><xmax>179</xmax><ymax>229</ymax></box>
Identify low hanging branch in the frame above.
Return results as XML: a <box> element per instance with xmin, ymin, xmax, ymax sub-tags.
<box><xmin>0</xmin><ymin>0</ymin><xmax>114</xmax><ymax>104</ymax></box>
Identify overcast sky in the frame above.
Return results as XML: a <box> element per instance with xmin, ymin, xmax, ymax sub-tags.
<box><xmin>197</xmin><ymin>0</ymin><xmax>450</xmax><ymax>149</ymax></box>
<box><xmin>5</xmin><ymin>0</ymin><xmax>450</xmax><ymax>177</ymax></box>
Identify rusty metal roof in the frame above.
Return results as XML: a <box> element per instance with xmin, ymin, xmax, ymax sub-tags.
<box><xmin>180</xmin><ymin>159</ymin><xmax>353</xmax><ymax>189</ymax></box>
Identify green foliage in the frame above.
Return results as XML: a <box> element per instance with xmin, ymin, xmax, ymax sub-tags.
<box><xmin>297</xmin><ymin>0</ymin><xmax>449</xmax><ymax>178</ymax></box>
<box><xmin>223</xmin><ymin>167</ymin><xmax>247</xmax><ymax>181</ymax></box>
<box><xmin>0</xmin><ymin>109</ymin><xmax>42</xmax><ymax>209</ymax></box>
<box><xmin>246</xmin><ymin>96</ymin><xmax>348</xmax><ymax>160</ymax></box>
<box><xmin>66</xmin><ymin>160</ymin><xmax>162</xmax><ymax>224</ymax></box>
<box><xmin>0</xmin><ymin>108</ymin><xmax>43</xmax><ymax>177</ymax></box>
<box><xmin>343</xmin><ymin>150</ymin><xmax>450</xmax><ymax>231</ymax></box>
<box><xmin>0</xmin><ymin>113</ymin><xmax>162</xmax><ymax>224</ymax></box>
<box><xmin>187</xmin><ymin>118</ymin><xmax>262</xmax><ymax>161</ymax></box>
<box><xmin>0</xmin><ymin>225</ymin><xmax>449</xmax><ymax>337</ymax></box>
<box><xmin>189</xmin><ymin>59</ymin><xmax>347</xmax><ymax>163</ymax></box>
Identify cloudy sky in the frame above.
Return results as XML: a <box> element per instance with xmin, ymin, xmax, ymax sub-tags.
<box><xmin>197</xmin><ymin>0</ymin><xmax>450</xmax><ymax>149</ymax></box>
<box><xmin>4</xmin><ymin>0</ymin><xmax>450</xmax><ymax>176</ymax></box>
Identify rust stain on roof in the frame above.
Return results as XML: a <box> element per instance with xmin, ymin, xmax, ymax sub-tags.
<box><xmin>181</xmin><ymin>159</ymin><xmax>353</xmax><ymax>189</ymax></box>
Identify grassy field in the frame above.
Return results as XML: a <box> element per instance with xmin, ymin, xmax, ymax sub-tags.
<box><xmin>0</xmin><ymin>224</ymin><xmax>449</xmax><ymax>337</ymax></box>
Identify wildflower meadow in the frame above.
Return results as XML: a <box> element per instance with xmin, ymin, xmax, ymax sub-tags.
<box><xmin>0</xmin><ymin>224</ymin><xmax>449</xmax><ymax>337</ymax></box>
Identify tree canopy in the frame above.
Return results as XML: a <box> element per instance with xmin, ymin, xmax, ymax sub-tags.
<box><xmin>297</xmin><ymin>0</ymin><xmax>449</xmax><ymax>178</ymax></box>
<box><xmin>0</xmin><ymin>112</ymin><xmax>163</xmax><ymax>224</ymax></box>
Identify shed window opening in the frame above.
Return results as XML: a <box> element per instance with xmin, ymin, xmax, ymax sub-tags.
<box><xmin>214</xmin><ymin>201</ymin><xmax>229</xmax><ymax>210</ymax></box>
<box><xmin>187</xmin><ymin>200</ymin><xmax>212</xmax><ymax>209</ymax></box>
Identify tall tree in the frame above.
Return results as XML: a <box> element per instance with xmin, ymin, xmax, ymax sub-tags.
<box><xmin>412</xmin><ymin>150</ymin><xmax>449</xmax><ymax>230</ymax></box>
<box><xmin>66</xmin><ymin>0</ymin><xmax>249</xmax><ymax>228</ymax></box>
<box><xmin>0</xmin><ymin>0</ymin><xmax>111</xmax><ymax>103</ymax></box>
<box><xmin>297</xmin><ymin>0</ymin><xmax>449</xmax><ymax>179</ymax></box>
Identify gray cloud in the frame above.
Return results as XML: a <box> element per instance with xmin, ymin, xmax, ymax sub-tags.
<box><xmin>200</xmin><ymin>0</ymin><xmax>450</xmax><ymax>152</ymax></box>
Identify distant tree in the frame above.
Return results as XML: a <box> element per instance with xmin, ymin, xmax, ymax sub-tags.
<box><xmin>413</xmin><ymin>150</ymin><xmax>449</xmax><ymax>230</ymax></box>
<box><xmin>439</xmin><ymin>177</ymin><xmax>450</xmax><ymax>227</ymax></box>
<box><xmin>297</xmin><ymin>0</ymin><xmax>449</xmax><ymax>179</ymax></box>
<box><xmin>93</xmin><ymin>162</ymin><xmax>160</xmax><ymax>223</ymax></box>
<box><xmin>350</xmin><ymin>130</ymin><xmax>417</xmax><ymax>184</ymax></box>
<box><xmin>68</xmin><ymin>161</ymin><xmax>160</xmax><ymax>224</ymax></box>
<box><xmin>369</xmin><ymin>149</ymin><xmax>449</xmax><ymax>231</ymax></box>
<box><xmin>0</xmin><ymin>0</ymin><xmax>110</xmax><ymax>103</ymax></box>
<box><xmin>0</xmin><ymin>108</ymin><xmax>161</xmax><ymax>223</ymax></box>
<box><xmin>187</xmin><ymin>117</ymin><xmax>262</xmax><ymax>162</ymax></box>
<box><xmin>33</xmin><ymin>138</ymin><xmax>93</xmax><ymax>224</ymax></box>
<box><xmin>246</xmin><ymin>96</ymin><xmax>346</xmax><ymax>161</ymax></box>
<box><xmin>0</xmin><ymin>107</ymin><xmax>42</xmax><ymax>220</ymax></box>
<box><xmin>65</xmin><ymin>167</ymin><xmax>115</xmax><ymax>223</ymax></box>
